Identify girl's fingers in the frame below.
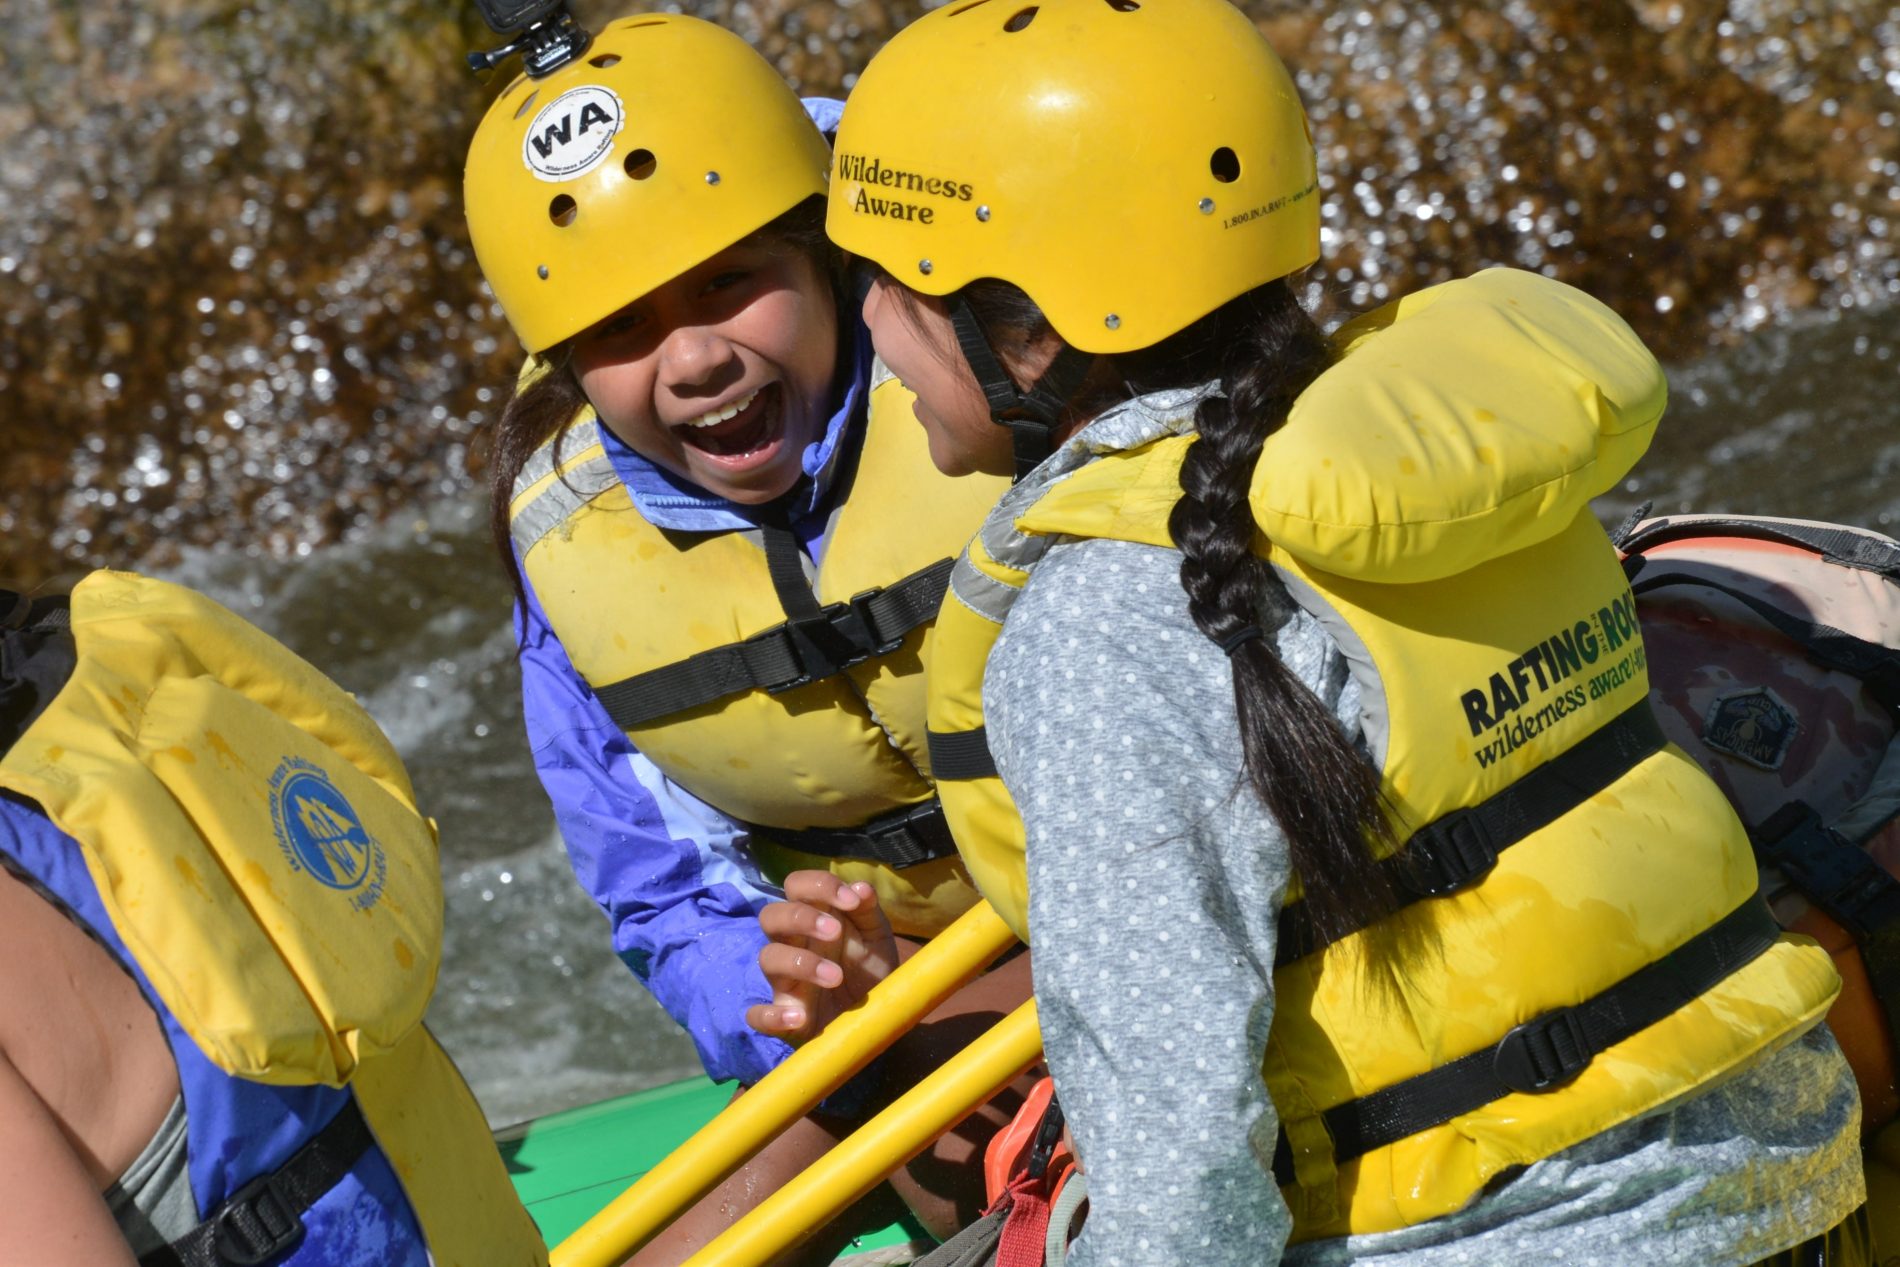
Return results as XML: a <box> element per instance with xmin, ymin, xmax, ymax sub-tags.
<box><xmin>782</xmin><ymin>869</ymin><xmax>862</xmax><ymax>912</ymax></box>
<box><xmin>834</xmin><ymin>880</ymin><xmax>888</xmax><ymax>939</ymax></box>
<box><xmin>759</xmin><ymin>942</ymin><xmax>844</xmax><ymax>989</ymax></box>
<box><xmin>745</xmin><ymin>1002</ymin><xmax>808</xmax><ymax>1036</ymax></box>
<box><xmin>759</xmin><ymin>900</ymin><xmax>842</xmax><ymax>944</ymax></box>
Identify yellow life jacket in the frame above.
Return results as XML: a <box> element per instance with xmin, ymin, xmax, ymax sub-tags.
<box><xmin>0</xmin><ymin>571</ymin><xmax>547</xmax><ymax>1266</ymax></box>
<box><xmin>926</xmin><ymin>269</ymin><xmax>1843</xmax><ymax>1238</ymax></box>
<box><xmin>510</xmin><ymin>364</ymin><xmax>1010</xmax><ymax>937</ymax></box>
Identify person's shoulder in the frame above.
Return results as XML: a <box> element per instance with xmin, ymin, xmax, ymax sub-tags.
<box><xmin>991</xmin><ymin>535</ymin><xmax>1209</xmax><ymax>726</ymax></box>
<box><xmin>799</xmin><ymin>97</ymin><xmax>845</xmax><ymax>139</ymax></box>
<box><xmin>1017</xmin><ymin>535</ymin><xmax>1194</xmax><ymax>646</ymax></box>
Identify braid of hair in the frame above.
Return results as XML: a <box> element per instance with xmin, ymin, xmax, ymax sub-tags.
<box><xmin>1165</xmin><ymin>281</ymin><xmax>1399</xmax><ymax>948</ymax></box>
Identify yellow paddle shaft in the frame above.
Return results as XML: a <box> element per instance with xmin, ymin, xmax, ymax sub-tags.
<box><xmin>683</xmin><ymin>998</ymin><xmax>1044</xmax><ymax>1267</ymax></box>
<box><xmin>551</xmin><ymin>900</ymin><xmax>1020</xmax><ymax>1267</ymax></box>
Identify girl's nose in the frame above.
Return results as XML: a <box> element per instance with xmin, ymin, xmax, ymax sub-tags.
<box><xmin>656</xmin><ymin>323</ymin><xmax>739</xmax><ymax>390</ymax></box>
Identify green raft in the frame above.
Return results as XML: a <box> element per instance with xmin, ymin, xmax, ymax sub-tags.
<box><xmin>497</xmin><ymin>1076</ymin><xmax>934</xmax><ymax>1263</ymax></box>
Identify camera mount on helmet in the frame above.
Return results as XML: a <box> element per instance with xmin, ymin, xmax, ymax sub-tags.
<box><xmin>466</xmin><ymin>0</ymin><xmax>590</xmax><ymax>79</ymax></box>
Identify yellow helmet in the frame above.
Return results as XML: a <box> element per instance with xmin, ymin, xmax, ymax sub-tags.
<box><xmin>464</xmin><ymin>15</ymin><xmax>832</xmax><ymax>354</ymax></box>
<box><xmin>827</xmin><ymin>0</ymin><xmax>1319</xmax><ymax>355</ymax></box>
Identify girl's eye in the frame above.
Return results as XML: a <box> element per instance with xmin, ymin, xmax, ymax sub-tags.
<box><xmin>598</xmin><ymin>310</ymin><xmax>646</xmax><ymax>337</ymax></box>
<box><xmin>704</xmin><ymin>269</ymin><xmax>751</xmax><ymax>294</ymax></box>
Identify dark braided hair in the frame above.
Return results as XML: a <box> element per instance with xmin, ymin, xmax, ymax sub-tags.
<box><xmin>1163</xmin><ymin>282</ymin><xmax>1399</xmax><ymax>949</ymax></box>
<box><xmin>922</xmin><ymin>275</ymin><xmax>1401</xmax><ymax>950</ymax></box>
<box><xmin>483</xmin><ymin>197</ymin><xmax>848</xmax><ymax>615</ymax></box>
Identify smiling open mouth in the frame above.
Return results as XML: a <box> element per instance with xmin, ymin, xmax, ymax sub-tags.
<box><xmin>678</xmin><ymin>384</ymin><xmax>782</xmax><ymax>459</ymax></box>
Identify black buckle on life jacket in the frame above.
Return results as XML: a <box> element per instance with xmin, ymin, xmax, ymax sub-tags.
<box><xmin>1755</xmin><ymin>802</ymin><xmax>1900</xmax><ymax>941</ymax></box>
<box><xmin>210</xmin><ymin>1173</ymin><xmax>304</xmax><ymax>1265</ymax></box>
<box><xmin>1493</xmin><ymin>1006</ymin><xmax>1595</xmax><ymax>1094</ymax></box>
<box><xmin>1026</xmin><ymin>1093</ymin><xmax>1067</xmax><ymax>1181</ymax></box>
<box><xmin>763</xmin><ymin>588</ymin><xmax>905</xmax><ymax>695</ymax></box>
<box><xmin>861</xmin><ymin>799</ymin><xmax>957</xmax><ymax>863</ymax></box>
<box><xmin>1400</xmin><ymin>807</ymin><xmax>1500</xmax><ymax>897</ymax></box>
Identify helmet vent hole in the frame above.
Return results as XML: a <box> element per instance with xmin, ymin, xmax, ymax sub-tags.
<box><xmin>1105</xmin><ymin>0</ymin><xmax>1140</xmax><ymax>10</ymax></box>
<box><xmin>947</xmin><ymin>0</ymin><xmax>993</xmax><ymax>15</ymax></box>
<box><xmin>549</xmin><ymin>194</ymin><xmax>578</xmax><ymax>227</ymax></box>
<box><xmin>624</xmin><ymin>149</ymin><xmax>657</xmax><ymax>180</ymax></box>
<box><xmin>512</xmin><ymin>89</ymin><xmax>539</xmax><ymax>120</ymax></box>
<box><xmin>590</xmin><ymin>53</ymin><xmax>621</xmax><ymax>68</ymax></box>
<box><xmin>1003</xmin><ymin>7</ymin><xmax>1038</xmax><ymax>31</ymax></box>
<box><xmin>1209</xmin><ymin>147</ymin><xmax>1241</xmax><ymax>183</ymax></box>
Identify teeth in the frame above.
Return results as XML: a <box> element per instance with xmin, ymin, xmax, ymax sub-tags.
<box><xmin>681</xmin><ymin>388</ymin><xmax>761</xmax><ymax>429</ymax></box>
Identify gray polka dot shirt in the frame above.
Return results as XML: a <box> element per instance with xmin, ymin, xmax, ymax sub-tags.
<box><xmin>984</xmin><ymin>530</ymin><xmax>1864</xmax><ymax>1267</ymax></box>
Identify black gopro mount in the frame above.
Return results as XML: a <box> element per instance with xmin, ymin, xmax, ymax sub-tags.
<box><xmin>466</xmin><ymin>0</ymin><xmax>591</xmax><ymax>78</ymax></box>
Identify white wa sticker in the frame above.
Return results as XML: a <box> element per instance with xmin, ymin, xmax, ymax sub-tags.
<box><xmin>522</xmin><ymin>85</ymin><xmax>624</xmax><ymax>182</ymax></box>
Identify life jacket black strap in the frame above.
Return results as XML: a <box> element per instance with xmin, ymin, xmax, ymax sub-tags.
<box><xmin>760</xmin><ymin>521</ymin><xmax>829</xmax><ymax>623</ymax></box>
<box><xmin>0</xmin><ymin>590</ymin><xmax>74</xmax><ymax>756</ymax></box>
<box><xmin>926</xmin><ymin>725</ymin><xmax>1000</xmax><ymax>781</ymax></box>
<box><xmin>1752</xmin><ymin>801</ymin><xmax>1900</xmax><ymax>1057</ymax></box>
<box><xmin>1620</xmin><ymin>515</ymin><xmax>1900</xmax><ymax>583</ymax></box>
<box><xmin>1274</xmin><ymin>704</ymin><xmax>1667</xmax><ymax>969</ymax></box>
<box><xmin>140</xmin><ymin>1097</ymin><xmax>374</xmax><ymax>1267</ymax></box>
<box><xmin>1272</xmin><ymin>894</ymin><xmax>1783</xmax><ymax>1183</ymax></box>
<box><xmin>1629</xmin><ymin>570</ymin><xmax>1900</xmax><ymax>719</ymax></box>
<box><xmin>592</xmin><ymin>556</ymin><xmax>954</xmax><ymax>730</ymax></box>
<box><xmin>743</xmin><ymin>797</ymin><xmax>959</xmax><ymax>869</ymax></box>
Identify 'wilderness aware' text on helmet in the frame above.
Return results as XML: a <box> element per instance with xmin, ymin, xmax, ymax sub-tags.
<box><xmin>827</xmin><ymin>0</ymin><xmax>1320</xmax><ymax>354</ymax></box>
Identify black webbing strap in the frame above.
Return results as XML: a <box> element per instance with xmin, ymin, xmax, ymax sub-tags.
<box><xmin>947</xmin><ymin>296</ymin><xmax>1096</xmax><ymax>483</ymax></box>
<box><xmin>1</xmin><ymin>590</ymin><xmax>74</xmax><ymax>755</ymax></box>
<box><xmin>1274</xmin><ymin>705</ymin><xmax>1667</xmax><ymax>969</ymax></box>
<box><xmin>744</xmin><ymin>797</ymin><xmax>958</xmax><ymax>868</ymax></box>
<box><xmin>141</xmin><ymin>1098</ymin><xmax>374</xmax><ymax>1267</ymax></box>
<box><xmin>761</xmin><ymin>520</ymin><xmax>827</xmax><ymax>622</ymax></box>
<box><xmin>1752</xmin><ymin>801</ymin><xmax>1900</xmax><ymax>1058</ymax></box>
<box><xmin>592</xmin><ymin>557</ymin><xmax>955</xmax><ymax>729</ymax></box>
<box><xmin>1630</xmin><ymin>570</ymin><xmax>1900</xmax><ymax>718</ymax></box>
<box><xmin>927</xmin><ymin>726</ymin><xmax>1000</xmax><ymax>781</ymax></box>
<box><xmin>1</xmin><ymin>590</ymin><xmax>59</xmax><ymax>631</ymax></box>
<box><xmin>1620</xmin><ymin>516</ymin><xmax>1900</xmax><ymax>583</ymax></box>
<box><xmin>1605</xmin><ymin>499</ymin><xmax>1655</xmax><ymax>550</ymax></box>
<box><xmin>1272</xmin><ymin>894</ymin><xmax>1782</xmax><ymax>1183</ymax></box>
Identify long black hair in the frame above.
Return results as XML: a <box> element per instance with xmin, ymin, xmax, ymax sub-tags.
<box><xmin>1158</xmin><ymin>284</ymin><xmax>1399</xmax><ymax>950</ymax></box>
<box><xmin>928</xmin><ymin>277</ymin><xmax>1400</xmax><ymax>950</ymax></box>
<box><xmin>483</xmin><ymin>197</ymin><xmax>848</xmax><ymax>612</ymax></box>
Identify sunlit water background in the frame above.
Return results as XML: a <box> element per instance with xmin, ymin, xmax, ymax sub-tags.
<box><xmin>2</xmin><ymin>0</ymin><xmax>1896</xmax><ymax>1126</ymax></box>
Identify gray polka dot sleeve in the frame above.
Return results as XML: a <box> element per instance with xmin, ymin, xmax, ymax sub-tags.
<box><xmin>980</xmin><ymin>534</ymin><xmax>1864</xmax><ymax>1267</ymax></box>
<box><xmin>985</xmin><ymin>535</ymin><xmax>1353</xmax><ymax>1267</ymax></box>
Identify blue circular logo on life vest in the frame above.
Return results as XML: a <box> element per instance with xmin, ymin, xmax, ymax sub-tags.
<box><xmin>269</xmin><ymin>757</ymin><xmax>377</xmax><ymax>891</ymax></box>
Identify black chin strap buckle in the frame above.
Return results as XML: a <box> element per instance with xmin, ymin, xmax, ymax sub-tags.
<box><xmin>999</xmin><ymin>419</ymin><xmax>1059</xmax><ymax>483</ymax></box>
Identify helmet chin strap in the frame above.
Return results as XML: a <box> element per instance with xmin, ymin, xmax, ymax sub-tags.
<box><xmin>947</xmin><ymin>296</ymin><xmax>1096</xmax><ymax>483</ymax></box>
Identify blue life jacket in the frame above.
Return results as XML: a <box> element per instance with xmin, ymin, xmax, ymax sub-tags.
<box><xmin>0</xmin><ymin>795</ymin><xmax>430</xmax><ymax>1265</ymax></box>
